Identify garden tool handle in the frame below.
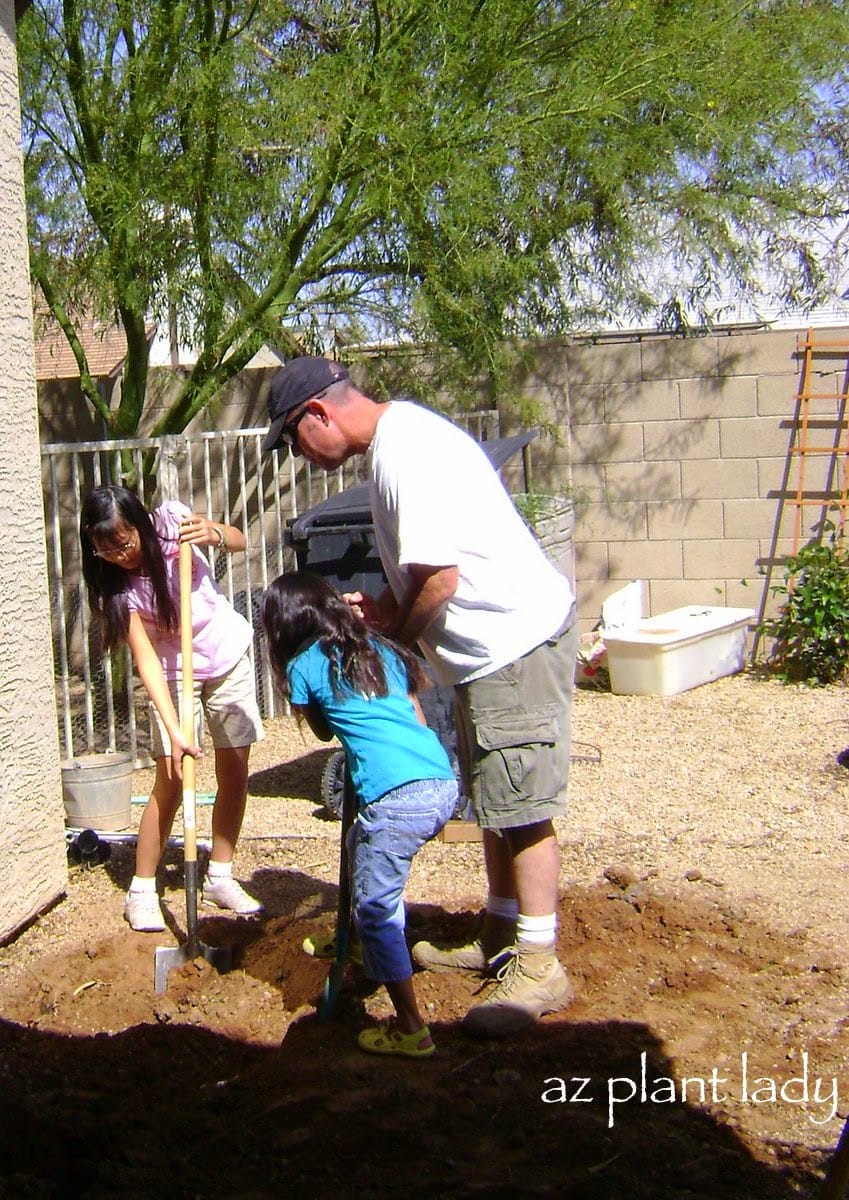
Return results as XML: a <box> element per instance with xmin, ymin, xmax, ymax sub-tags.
<box><xmin>179</xmin><ymin>542</ymin><xmax>197</xmax><ymax>865</ymax></box>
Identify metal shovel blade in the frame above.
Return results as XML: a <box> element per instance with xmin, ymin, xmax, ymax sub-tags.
<box><xmin>154</xmin><ymin>940</ymin><xmax>233</xmax><ymax>994</ymax></box>
<box><xmin>318</xmin><ymin>922</ymin><xmax>349</xmax><ymax>1021</ymax></box>
<box><xmin>153</xmin><ymin>861</ymin><xmax>233</xmax><ymax>993</ymax></box>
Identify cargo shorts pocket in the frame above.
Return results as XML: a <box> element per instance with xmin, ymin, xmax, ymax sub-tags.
<box><xmin>473</xmin><ymin>703</ymin><xmax>562</xmax><ymax>803</ymax></box>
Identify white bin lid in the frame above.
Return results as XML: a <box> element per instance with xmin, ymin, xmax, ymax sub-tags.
<box><xmin>602</xmin><ymin>606</ymin><xmax>755</xmax><ymax>648</ymax></box>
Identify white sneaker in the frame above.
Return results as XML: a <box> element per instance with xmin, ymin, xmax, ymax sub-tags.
<box><xmin>124</xmin><ymin>889</ymin><xmax>166</xmax><ymax>932</ymax></box>
<box><xmin>202</xmin><ymin>876</ymin><xmax>263</xmax><ymax>915</ymax></box>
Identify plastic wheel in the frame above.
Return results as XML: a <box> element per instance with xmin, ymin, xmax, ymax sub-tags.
<box><xmin>319</xmin><ymin>750</ymin><xmax>347</xmax><ymax>819</ymax></box>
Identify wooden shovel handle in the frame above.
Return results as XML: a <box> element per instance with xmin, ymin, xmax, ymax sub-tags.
<box><xmin>179</xmin><ymin>542</ymin><xmax>197</xmax><ymax>864</ymax></box>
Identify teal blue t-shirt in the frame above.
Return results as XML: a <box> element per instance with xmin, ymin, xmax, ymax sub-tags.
<box><xmin>287</xmin><ymin>640</ymin><xmax>455</xmax><ymax>805</ymax></box>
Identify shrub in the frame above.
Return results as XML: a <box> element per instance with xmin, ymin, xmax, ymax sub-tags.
<box><xmin>760</xmin><ymin>523</ymin><xmax>849</xmax><ymax>685</ymax></box>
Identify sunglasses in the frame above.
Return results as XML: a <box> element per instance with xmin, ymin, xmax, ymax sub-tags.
<box><xmin>278</xmin><ymin>401</ymin><xmax>315</xmax><ymax>448</ymax></box>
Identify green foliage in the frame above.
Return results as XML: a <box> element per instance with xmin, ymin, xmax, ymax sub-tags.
<box><xmin>512</xmin><ymin>490</ymin><xmax>579</xmax><ymax>528</ymax></box>
<box><xmin>760</xmin><ymin>525</ymin><xmax>849</xmax><ymax>685</ymax></box>
<box><xmin>17</xmin><ymin>1</ymin><xmax>849</xmax><ymax>437</ymax></box>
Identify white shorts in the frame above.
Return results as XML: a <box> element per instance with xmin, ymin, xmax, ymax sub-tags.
<box><xmin>149</xmin><ymin>651</ymin><xmax>265</xmax><ymax>756</ymax></box>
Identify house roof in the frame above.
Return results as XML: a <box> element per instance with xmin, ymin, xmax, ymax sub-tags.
<box><xmin>33</xmin><ymin>315</ymin><xmax>156</xmax><ymax>382</ymax></box>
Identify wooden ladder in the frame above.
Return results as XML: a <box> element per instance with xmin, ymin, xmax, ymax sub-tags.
<box><xmin>752</xmin><ymin>328</ymin><xmax>849</xmax><ymax>659</ymax></box>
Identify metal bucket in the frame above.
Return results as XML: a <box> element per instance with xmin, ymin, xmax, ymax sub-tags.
<box><xmin>60</xmin><ymin>752</ymin><xmax>134</xmax><ymax>831</ymax></box>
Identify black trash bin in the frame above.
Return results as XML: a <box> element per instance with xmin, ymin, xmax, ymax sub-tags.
<box><xmin>284</xmin><ymin>430</ymin><xmax>538</xmax><ymax>818</ymax></box>
<box><xmin>286</xmin><ymin>482</ymin><xmax>386</xmax><ymax>596</ymax></box>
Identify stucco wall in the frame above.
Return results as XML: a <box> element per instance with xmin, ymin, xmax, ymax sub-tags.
<box><xmin>0</xmin><ymin>2</ymin><xmax>67</xmax><ymax>941</ymax></box>
<box><xmin>513</xmin><ymin>325</ymin><xmax>842</xmax><ymax>632</ymax></box>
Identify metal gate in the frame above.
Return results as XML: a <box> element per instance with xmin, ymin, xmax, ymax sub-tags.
<box><xmin>42</xmin><ymin>413</ymin><xmax>499</xmax><ymax>764</ymax></box>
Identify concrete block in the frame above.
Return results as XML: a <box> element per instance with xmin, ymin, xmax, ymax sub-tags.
<box><xmin>578</xmin><ymin>501</ymin><xmax>647</xmax><ymax>542</ymax></box>
<box><xmin>522</xmin><ymin>382</ymin><xmax>572</xmax><ymax>428</ymax></box>
<box><xmin>566</xmin><ymin>383</ymin><xmax>606</xmax><ymax>426</ymax></box>
<box><xmin>726</xmin><ymin>578</ymin><xmax>761</xmax><ymax>610</ymax></box>
<box><xmin>569</xmin><ymin>463</ymin><xmax>607</xmax><ymax>503</ymax></box>
<box><xmin>719</xmin><ymin>416</ymin><xmax>789</xmax><ymax>459</ymax></box>
<box><xmin>571</xmin><ymin>421</ymin><xmax>644</xmax><ymax>465</ymax></box>
<box><xmin>717</xmin><ymin>329</ymin><xmax>799</xmax><ymax>378</ymax></box>
<box><xmin>525</xmin><ymin>447</ymin><xmax>575</xmax><ymax>498</ymax></box>
<box><xmin>779</xmin><ymin>508</ymin><xmax>836</xmax><ymax>546</ymax></box>
<box><xmin>756</xmin><ymin>504</ymin><xmax>829</xmax><ymax>552</ymax></box>
<box><xmin>644</xmin><ymin>419</ymin><xmax>720</xmax><ymax>461</ymax></box>
<box><xmin>575</xmin><ymin>540</ymin><xmax>609</xmax><ymax>578</ymax></box>
<box><xmin>756</xmin><ymin>369</ymin><xmax>848</xmax><ymax>417</ymax></box>
<box><xmin>604</xmin><ymin>379</ymin><xmax>679</xmax><ymax>423</ymax></box>
<box><xmin>723</xmin><ymin>498</ymin><xmax>779</xmax><ymax>538</ymax></box>
<box><xmin>640</xmin><ymin>336</ymin><xmax>719</xmax><ymax>382</ymax></box>
<box><xmin>682</xmin><ymin>458</ymin><xmax>758</xmax><ymax>500</ymax></box>
<box><xmin>756</xmin><ymin>456</ymin><xmax>789</xmax><ymax>497</ymax></box>
<box><xmin>758</xmin><ymin>536</ymin><xmax>797</xmax><ymax>563</ymax></box>
<box><xmin>605</xmin><ymin>460</ymin><xmax>681</xmax><ymax>502</ymax></box>
<box><xmin>565</xmin><ymin>338</ymin><xmax>644</xmax><ymax>387</ymax></box>
<box><xmin>757</xmin><ymin>454</ymin><xmax>837</xmax><ymax>498</ymax></box>
<box><xmin>647</xmin><ymin>500</ymin><xmax>723</xmax><ymax>540</ymax></box>
<box><xmin>647</xmin><ymin>578</ymin><xmax>729</xmax><ymax>614</ymax></box>
<box><xmin>680</xmin><ymin>375</ymin><xmax>757</xmax><ymax>419</ymax></box>
<box><xmin>683</xmin><ymin>539</ymin><xmax>760</xmax><ymax>579</ymax></box>
<box><xmin>609</xmin><ymin>539</ymin><xmax>682</xmax><ymax>579</ymax></box>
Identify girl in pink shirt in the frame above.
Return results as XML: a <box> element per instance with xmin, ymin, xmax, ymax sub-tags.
<box><xmin>80</xmin><ymin>485</ymin><xmax>264</xmax><ymax>932</ymax></box>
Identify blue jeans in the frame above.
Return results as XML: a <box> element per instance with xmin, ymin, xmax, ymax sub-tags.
<box><xmin>347</xmin><ymin>778</ymin><xmax>458</xmax><ymax>982</ymax></box>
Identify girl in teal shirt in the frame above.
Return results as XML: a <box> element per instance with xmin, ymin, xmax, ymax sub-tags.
<box><xmin>262</xmin><ymin>571</ymin><xmax>457</xmax><ymax>1058</ymax></box>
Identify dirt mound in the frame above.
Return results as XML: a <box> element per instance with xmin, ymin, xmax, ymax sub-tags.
<box><xmin>1</xmin><ymin>875</ymin><xmax>845</xmax><ymax>1199</ymax></box>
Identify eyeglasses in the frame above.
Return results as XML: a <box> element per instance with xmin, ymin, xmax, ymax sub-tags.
<box><xmin>278</xmin><ymin>402</ymin><xmax>314</xmax><ymax>449</ymax></box>
<box><xmin>93</xmin><ymin>536</ymin><xmax>137</xmax><ymax>561</ymax></box>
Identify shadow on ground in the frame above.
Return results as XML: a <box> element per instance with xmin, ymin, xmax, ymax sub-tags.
<box><xmin>0</xmin><ymin>1004</ymin><xmax>828</xmax><ymax>1200</ymax></box>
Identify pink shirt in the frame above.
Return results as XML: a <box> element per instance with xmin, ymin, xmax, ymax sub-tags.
<box><xmin>125</xmin><ymin>501</ymin><xmax>252</xmax><ymax>681</ymax></box>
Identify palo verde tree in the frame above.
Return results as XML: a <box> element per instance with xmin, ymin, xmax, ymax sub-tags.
<box><xmin>18</xmin><ymin>1</ymin><xmax>849</xmax><ymax>437</ymax></box>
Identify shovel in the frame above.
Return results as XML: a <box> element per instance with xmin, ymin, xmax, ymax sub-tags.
<box><xmin>318</xmin><ymin>764</ymin><xmax>356</xmax><ymax>1020</ymax></box>
<box><xmin>154</xmin><ymin>541</ymin><xmax>233</xmax><ymax>993</ymax></box>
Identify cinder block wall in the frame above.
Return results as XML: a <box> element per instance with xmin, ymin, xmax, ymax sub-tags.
<box><xmin>38</xmin><ymin>322</ymin><xmax>849</xmax><ymax>644</ymax></box>
<box><xmin>511</xmin><ymin>325</ymin><xmax>847</xmax><ymax>633</ymax></box>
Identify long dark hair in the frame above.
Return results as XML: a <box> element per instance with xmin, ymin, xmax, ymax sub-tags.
<box><xmin>80</xmin><ymin>486</ymin><xmax>178</xmax><ymax>651</ymax></box>
<box><xmin>261</xmin><ymin>570</ymin><xmax>426</xmax><ymax>701</ymax></box>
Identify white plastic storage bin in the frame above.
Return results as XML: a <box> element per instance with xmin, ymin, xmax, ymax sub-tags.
<box><xmin>603</xmin><ymin>606</ymin><xmax>755</xmax><ymax>696</ymax></box>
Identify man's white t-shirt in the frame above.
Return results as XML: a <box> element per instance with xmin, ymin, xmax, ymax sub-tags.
<box><xmin>368</xmin><ymin>401</ymin><xmax>574</xmax><ymax>686</ymax></box>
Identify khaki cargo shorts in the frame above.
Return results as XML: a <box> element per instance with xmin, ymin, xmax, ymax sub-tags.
<box><xmin>454</xmin><ymin>609</ymin><xmax>577</xmax><ymax>831</ymax></box>
<box><xmin>149</xmin><ymin>650</ymin><xmax>265</xmax><ymax>757</ymax></box>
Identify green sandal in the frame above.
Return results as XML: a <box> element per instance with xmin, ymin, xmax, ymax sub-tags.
<box><xmin>358</xmin><ymin>1023</ymin><xmax>435</xmax><ymax>1059</ymax></box>
<box><xmin>302</xmin><ymin>932</ymin><xmax>363</xmax><ymax>967</ymax></box>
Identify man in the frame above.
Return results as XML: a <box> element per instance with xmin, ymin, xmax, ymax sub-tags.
<box><xmin>263</xmin><ymin>356</ymin><xmax>578</xmax><ymax>1037</ymax></box>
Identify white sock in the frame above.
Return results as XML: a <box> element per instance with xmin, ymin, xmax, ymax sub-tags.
<box><xmin>129</xmin><ymin>875</ymin><xmax>156</xmax><ymax>893</ymax></box>
<box><xmin>207</xmin><ymin>860</ymin><xmax>233</xmax><ymax>879</ymax></box>
<box><xmin>486</xmin><ymin>895</ymin><xmax>519</xmax><ymax>921</ymax></box>
<box><xmin>516</xmin><ymin>912</ymin><xmax>556</xmax><ymax>946</ymax></box>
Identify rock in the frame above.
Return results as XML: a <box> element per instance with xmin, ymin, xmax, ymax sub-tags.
<box><xmin>603</xmin><ymin>864</ymin><xmax>638</xmax><ymax>890</ymax></box>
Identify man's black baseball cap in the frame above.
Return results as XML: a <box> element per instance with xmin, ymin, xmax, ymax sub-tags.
<box><xmin>262</xmin><ymin>356</ymin><xmax>350</xmax><ymax>452</ymax></box>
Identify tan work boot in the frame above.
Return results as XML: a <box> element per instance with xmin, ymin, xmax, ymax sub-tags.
<box><xmin>411</xmin><ymin>916</ymin><xmax>515</xmax><ymax>975</ymax></box>
<box><xmin>461</xmin><ymin>942</ymin><xmax>575</xmax><ymax>1038</ymax></box>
